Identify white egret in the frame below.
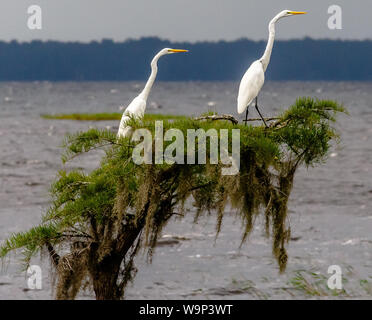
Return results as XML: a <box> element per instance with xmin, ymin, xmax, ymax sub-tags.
<box><xmin>237</xmin><ymin>10</ymin><xmax>307</xmax><ymax>126</ymax></box>
<box><xmin>117</xmin><ymin>48</ymin><xmax>188</xmax><ymax>138</ymax></box>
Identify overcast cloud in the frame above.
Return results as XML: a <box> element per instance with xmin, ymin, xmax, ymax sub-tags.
<box><xmin>0</xmin><ymin>1</ymin><xmax>370</xmax><ymax>42</ymax></box>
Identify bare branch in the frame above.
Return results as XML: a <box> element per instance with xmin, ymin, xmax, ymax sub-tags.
<box><xmin>194</xmin><ymin>114</ymin><xmax>239</xmax><ymax>125</ymax></box>
<box><xmin>245</xmin><ymin>117</ymin><xmax>280</xmax><ymax>122</ymax></box>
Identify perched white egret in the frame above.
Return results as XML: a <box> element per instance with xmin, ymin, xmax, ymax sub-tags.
<box><xmin>117</xmin><ymin>48</ymin><xmax>188</xmax><ymax>138</ymax></box>
<box><xmin>237</xmin><ymin>10</ymin><xmax>307</xmax><ymax>126</ymax></box>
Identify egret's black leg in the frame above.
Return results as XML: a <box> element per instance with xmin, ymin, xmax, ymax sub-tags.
<box><xmin>255</xmin><ymin>97</ymin><xmax>268</xmax><ymax>128</ymax></box>
<box><xmin>243</xmin><ymin>107</ymin><xmax>249</xmax><ymax>126</ymax></box>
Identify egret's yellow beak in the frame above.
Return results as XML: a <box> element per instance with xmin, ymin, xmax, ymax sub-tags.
<box><xmin>289</xmin><ymin>11</ymin><xmax>307</xmax><ymax>15</ymax></box>
<box><xmin>168</xmin><ymin>49</ymin><xmax>189</xmax><ymax>53</ymax></box>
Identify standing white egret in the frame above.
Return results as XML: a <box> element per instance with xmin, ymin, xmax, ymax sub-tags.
<box><xmin>117</xmin><ymin>48</ymin><xmax>188</xmax><ymax>138</ymax></box>
<box><xmin>237</xmin><ymin>10</ymin><xmax>307</xmax><ymax>127</ymax></box>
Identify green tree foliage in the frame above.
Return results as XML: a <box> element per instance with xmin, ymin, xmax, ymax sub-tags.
<box><xmin>0</xmin><ymin>97</ymin><xmax>345</xmax><ymax>299</ymax></box>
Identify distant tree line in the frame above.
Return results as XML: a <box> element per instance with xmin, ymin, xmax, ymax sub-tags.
<box><xmin>0</xmin><ymin>37</ymin><xmax>371</xmax><ymax>81</ymax></box>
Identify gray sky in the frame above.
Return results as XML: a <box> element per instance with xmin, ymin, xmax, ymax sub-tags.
<box><xmin>0</xmin><ymin>0</ymin><xmax>370</xmax><ymax>42</ymax></box>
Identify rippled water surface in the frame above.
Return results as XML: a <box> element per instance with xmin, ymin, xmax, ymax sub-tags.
<box><xmin>0</xmin><ymin>81</ymin><xmax>371</xmax><ymax>299</ymax></box>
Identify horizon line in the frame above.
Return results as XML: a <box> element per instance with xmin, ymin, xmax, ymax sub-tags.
<box><xmin>1</xmin><ymin>36</ymin><xmax>372</xmax><ymax>45</ymax></box>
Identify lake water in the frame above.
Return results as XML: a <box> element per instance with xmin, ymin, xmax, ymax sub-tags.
<box><xmin>0</xmin><ymin>81</ymin><xmax>371</xmax><ymax>299</ymax></box>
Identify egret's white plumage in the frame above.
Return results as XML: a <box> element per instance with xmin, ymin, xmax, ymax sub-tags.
<box><xmin>237</xmin><ymin>10</ymin><xmax>307</xmax><ymax>121</ymax></box>
<box><xmin>237</xmin><ymin>60</ymin><xmax>265</xmax><ymax>114</ymax></box>
<box><xmin>117</xmin><ymin>48</ymin><xmax>188</xmax><ymax>138</ymax></box>
<box><xmin>117</xmin><ymin>96</ymin><xmax>146</xmax><ymax>138</ymax></box>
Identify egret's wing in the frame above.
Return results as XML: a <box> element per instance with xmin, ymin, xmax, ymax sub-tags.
<box><xmin>117</xmin><ymin>97</ymin><xmax>146</xmax><ymax>138</ymax></box>
<box><xmin>124</xmin><ymin>97</ymin><xmax>146</xmax><ymax>118</ymax></box>
<box><xmin>237</xmin><ymin>61</ymin><xmax>265</xmax><ymax>114</ymax></box>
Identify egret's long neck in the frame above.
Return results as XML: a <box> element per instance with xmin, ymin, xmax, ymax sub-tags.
<box><xmin>260</xmin><ymin>16</ymin><xmax>279</xmax><ymax>72</ymax></box>
<box><xmin>140</xmin><ymin>52</ymin><xmax>162</xmax><ymax>101</ymax></box>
